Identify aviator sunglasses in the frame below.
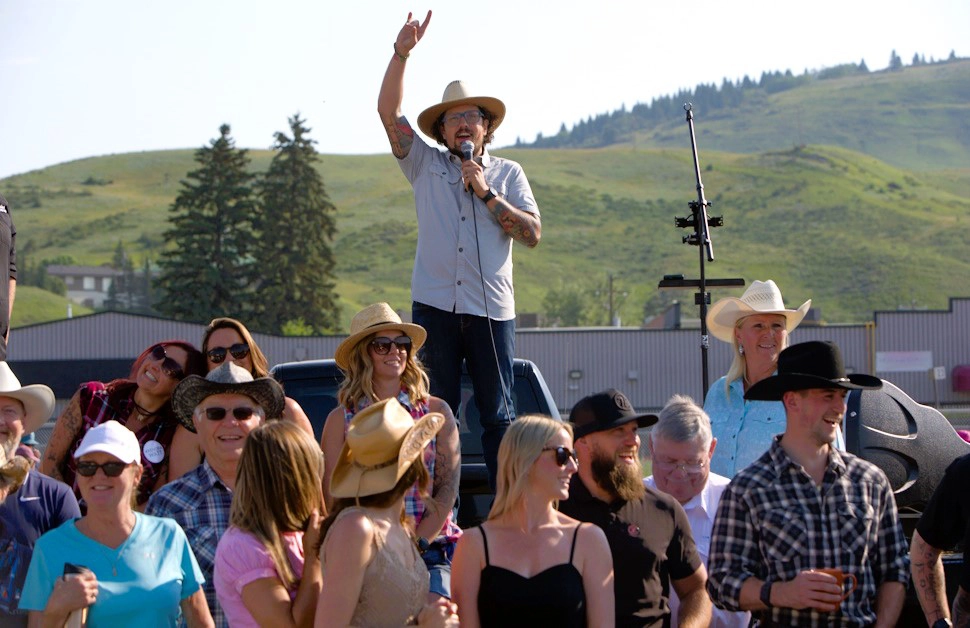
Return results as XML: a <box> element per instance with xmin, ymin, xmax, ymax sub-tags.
<box><xmin>206</xmin><ymin>343</ymin><xmax>251</xmax><ymax>364</ymax></box>
<box><xmin>542</xmin><ymin>446</ymin><xmax>579</xmax><ymax>467</ymax></box>
<box><xmin>369</xmin><ymin>336</ymin><xmax>412</xmax><ymax>355</ymax></box>
<box><xmin>149</xmin><ymin>344</ymin><xmax>186</xmax><ymax>381</ymax></box>
<box><xmin>76</xmin><ymin>461</ymin><xmax>129</xmax><ymax>477</ymax></box>
<box><xmin>204</xmin><ymin>406</ymin><xmax>257</xmax><ymax>422</ymax></box>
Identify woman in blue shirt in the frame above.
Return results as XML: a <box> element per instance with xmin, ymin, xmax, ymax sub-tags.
<box><xmin>21</xmin><ymin>421</ymin><xmax>211</xmax><ymax>627</ymax></box>
<box><xmin>704</xmin><ymin>280</ymin><xmax>817</xmax><ymax>477</ymax></box>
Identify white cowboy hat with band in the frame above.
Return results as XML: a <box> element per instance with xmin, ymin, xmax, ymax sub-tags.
<box><xmin>706</xmin><ymin>279</ymin><xmax>811</xmax><ymax>344</ymax></box>
<box><xmin>417</xmin><ymin>80</ymin><xmax>506</xmax><ymax>139</ymax></box>
<box><xmin>0</xmin><ymin>362</ymin><xmax>55</xmax><ymax>435</ymax></box>
<box><xmin>334</xmin><ymin>303</ymin><xmax>427</xmax><ymax>371</ymax></box>
<box><xmin>330</xmin><ymin>397</ymin><xmax>444</xmax><ymax>500</ymax></box>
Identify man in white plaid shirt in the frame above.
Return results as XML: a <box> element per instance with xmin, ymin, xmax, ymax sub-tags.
<box><xmin>707</xmin><ymin>341</ymin><xmax>909</xmax><ymax>627</ymax></box>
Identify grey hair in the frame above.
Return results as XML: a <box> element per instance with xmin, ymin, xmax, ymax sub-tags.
<box><xmin>651</xmin><ymin>394</ymin><xmax>712</xmax><ymax>447</ymax></box>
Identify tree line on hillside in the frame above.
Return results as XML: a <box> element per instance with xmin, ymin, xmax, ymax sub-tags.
<box><xmin>153</xmin><ymin>116</ymin><xmax>340</xmax><ymax>334</ymax></box>
<box><xmin>521</xmin><ymin>49</ymin><xmax>963</xmax><ymax>149</ymax></box>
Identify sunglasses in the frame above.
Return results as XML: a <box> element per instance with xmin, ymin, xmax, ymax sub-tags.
<box><xmin>207</xmin><ymin>343</ymin><xmax>251</xmax><ymax>364</ymax></box>
<box><xmin>542</xmin><ymin>446</ymin><xmax>579</xmax><ymax>467</ymax></box>
<box><xmin>149</xmin><ymin>344</ymin><xmax>186</xmax><ymax>381</ymax></box>
<box><xmin>76</xmin><ymin>460</ymin><xmax>129</xmax><ymax>477</ymax></box>
<box><xmin>654</xmin><ymin>460</ymin><xmax>707</xmax><ymax>476</ymax></box>
<box><xmin>204</xmin><ymin>406</ymin><xmax>258</xmax><ymax>422</ymax></box>
<box><xmin>369</xmin><ymin>336</ymin><xmax>412</xmax><ymax>355</ymax></box>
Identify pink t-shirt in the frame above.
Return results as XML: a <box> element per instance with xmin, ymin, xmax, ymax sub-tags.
<box><xmin>214</xmin><ymin>526</ymin><xmax>305</xmax><ymax>628</ymax></box>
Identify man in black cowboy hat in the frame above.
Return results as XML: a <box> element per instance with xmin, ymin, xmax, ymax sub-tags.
<box><xmin>559</xmin><ymin>388</ymin><xmax>712</xmax><ymax>627</ymax></box>
<box><xmin>377</xmin><ymin>11</ymin><xmax>541</xmax><ymax>489</ymax></box>
<box><xmin>146</xmin><ymin>361</ymin><xmax>285</xmax><ymax>628</ymax></box>
<box><xmin>707</xmin><ymin>341</ymin><xmax>909</xmax><ymax>627</ymax></box>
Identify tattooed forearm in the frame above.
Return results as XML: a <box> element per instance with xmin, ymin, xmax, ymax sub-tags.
<box><xmin>382</xmin><ymin>116</ymin><xmax>415</xmax><ymax>159</ymax></box>
<box><xmin>912</xmin><ymin>531</ymin><xmax>950</xmax><ymax>624</ymax></box>
<box><xmin>488</xmin><ymin>201</ymin><xmax>541</xmax><ymax>247</ymax></box>
<box><xmin>40</xmin><ymin>392</ymin><xmax>84</xmax><ymax>481</ymax></box>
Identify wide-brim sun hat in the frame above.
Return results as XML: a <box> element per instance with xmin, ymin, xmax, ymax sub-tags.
<box><xmin>417</xmin><ymin>80</ymin><xmax>506</xmax><ymax>139</ymax></box>
<box><xmin>334</xmin><ymin>303</ymin><xmax>427</xmax><ymax>371</ymax></box>
<box><xmin>0</xmin><ymin>362</ymin><xmax>55</xmax><ymax>435</ymax></box>
<box><xmin>172</xmin><ymin>361</ymin><xmax>285</xmax><ymax>432</ymax></box>
<box><xmin>745</xmin><ymin>340</ymin><xmax>882</xmax><ymax>401</ymax></box>
<box><xmin>707</xmin><ymin>279</ymin><xmax>811</xmax><ymax>343</ymax></box>
<box><xmin>330</xmin><ymin>397</ymin><xmax>444</xmax><ymax>499</ymax></box>
<box><xmin>74</xmin><ymin>420</ymin><xmax>142</xmax><ymax>464</ymax></box>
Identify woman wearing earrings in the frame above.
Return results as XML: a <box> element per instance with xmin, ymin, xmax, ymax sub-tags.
<box><xmin>41</xmin><ymin>341</ymin><xmax>207</xmax><ymax>509</ymax></box>
<box><xmin>451</xmin><ymin>415</ymin><xmax>614</xmax><ymax>627</ymax></box>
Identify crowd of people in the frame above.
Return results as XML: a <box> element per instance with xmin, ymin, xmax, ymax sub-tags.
<box><xmin>1</xmin><ymin>11</ymin><xmax>968</xmax><ymax>628</ymax></box>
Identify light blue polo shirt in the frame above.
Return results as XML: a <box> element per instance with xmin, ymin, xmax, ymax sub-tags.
<box><xmin>398</xmin><ymin>131</ymin><xmax>539</xmax><ymax>321</ymax></box>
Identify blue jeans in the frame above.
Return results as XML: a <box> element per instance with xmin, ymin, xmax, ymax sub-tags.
<box><xmin>412</xmin><ymin>302</ymin><xmax>515</xmax><ymax>490</ymax></box>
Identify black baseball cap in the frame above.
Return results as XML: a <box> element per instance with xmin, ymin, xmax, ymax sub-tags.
<box><xmin>569</xmin><ymin>389</ymin><xmax>658</xmax><ymax>439</ymax></box>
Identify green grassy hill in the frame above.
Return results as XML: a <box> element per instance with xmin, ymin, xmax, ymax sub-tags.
<box><xmin>3</xmin><ymin>141</ymin><xmax>968</xmax><ymax>330</ymax></box>
<box><xmin>11</xmin><ymin>286</ymin><xmax>93</xmax><ymax>327</ymax></box>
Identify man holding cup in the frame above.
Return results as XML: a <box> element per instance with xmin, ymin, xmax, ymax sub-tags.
<box><xmin>707</xmin><ymin>341</ymin><xmax>909</xmax><ymax>626</ymax></box>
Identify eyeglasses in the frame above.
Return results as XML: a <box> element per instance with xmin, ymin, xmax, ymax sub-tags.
<box><xmin>149</xmin><ymin>344</ymin><xmax>186</xmax><ymax>381</ymax></box>
<box><xmin>76</xmin><ymin>461</ymin><xmax>129</xmax><ymax>477</ymax></box>
<box><xmin>369</xmin><ymin>336</ymin><xmax>412</xmax><ymax>355</ymax></box>
<box><xmin>442</xmin><ymin>110</ymin><xmax>485</xmax><ymax>128</ymax></box>
<box><xmin>542</xmin><ymin>446</ymin><xmax>579</xmax><ymax>467</ymax></box>
<box><xmin>207</xmin><ymin>343</ymin><xmax>251</xmax><ymax>364</ymax></box>
<box><xmin>203</xmin><ymin>406</ymin><xmax>258</xmax><ymax>422</ymax></box>
<box><xmin>653</xmin><ymin>460</ymin><xmax>707</xmax><ymax>476</ymax></box>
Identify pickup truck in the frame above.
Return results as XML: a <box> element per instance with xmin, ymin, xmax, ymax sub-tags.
<box><xmin>270</xmin><ymin>357</ymin><xmax>560</xmax><ymax>528</ymax></box>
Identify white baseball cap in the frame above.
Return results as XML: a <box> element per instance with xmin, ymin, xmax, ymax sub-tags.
<box><xmin>74</xmin><ymin>421</ymin><xmax>141</xmax><ymax>465</ymax></box>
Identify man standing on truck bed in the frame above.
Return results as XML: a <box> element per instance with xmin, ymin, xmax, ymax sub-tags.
<box><xmin>707</xmin><ymin>341</ymin><xmax>909</xmax><ymax>627</ymax></box>
<box><xmin>911</xmin><ymin>452</ymin><xmax>970</xmax><ymax>628</ymax></box>
<box><xmin>377</xmin><ymin>11</ymin><xmax>541</xmax><ymax>489</ymax></box>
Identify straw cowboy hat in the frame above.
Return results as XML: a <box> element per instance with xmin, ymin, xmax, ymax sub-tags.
<box><xmin>172</xmin><ymin>361</ymin><xmax>285</xmax><ymax>432</ymax></box>
<box><xmin>0</xmin><ymin>362</ymin><xmax>55</xmax><ymax>435</ymax></box>
<box><xmin>706</xmin><ymin>280</ymin><xmax>811</xmax><ymax>343</ymax></box>
<box><xmin>330</xmin><ymin>397</ymin><xmax>444</xmax><ymax>499</ymax></box>
<box><xmin>334</xmin><ymin>303</ymin><xmax>427</xmax><ymax>371</ymax></box>
<box><xmin>745</xmin><ymin>341</ymin><xmax>882</xmax><ymax>401</ymax></box>
<box><xmin>417</xmin><ymin>80</ymin><xmax>506</xmax><ymax>138</ymax></box>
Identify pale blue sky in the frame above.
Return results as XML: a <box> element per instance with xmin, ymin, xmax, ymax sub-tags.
<box><xmin>1</xmin><ymin>0</ymin><xmax>966</xmax><ymax>178</ymax></box>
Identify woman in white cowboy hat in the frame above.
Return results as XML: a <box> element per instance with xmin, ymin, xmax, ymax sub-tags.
<box><xmin>314</xmin><ymin>398</ymin><xmax>458</xmax><ymax>628</ymax></box>
<box><xmin>704</xmin><ymin>280</ymin><xmax>843</xmax><ymax>477</ymax></box>
<box><xmin>320</xmin><ymin>302</ymin><xmax>460</xmax><ymax>601</ymax></box>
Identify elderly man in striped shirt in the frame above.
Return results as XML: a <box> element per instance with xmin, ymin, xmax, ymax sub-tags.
<box><xmin>707</xmin><ymin>341</ymin><xmax>909</xmax><ymax>627</ymax></box>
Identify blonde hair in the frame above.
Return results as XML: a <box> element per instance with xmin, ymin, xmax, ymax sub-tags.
<box><xmin>230</xmin><ymin>422</ymin><xmax>325</xmax><ymax>590</ymax></box>
<box><xmin>337</xmin><ymin>333</ymin><xmax>430</xmax><ymax>410</ymax></box>
<box><xmin>723</xmin><ymin>315</ymin><xmax>791</xmax><ymax>397</ymax></box>
<box><xmin>203</xmin><ymin>318</ymin><xmax>271</xmax><ymax>378</ymax></box>
<box><xmin>488</xmin><ymin>415</ymin><xmax>572</xmax><ymax>521</ymax></box>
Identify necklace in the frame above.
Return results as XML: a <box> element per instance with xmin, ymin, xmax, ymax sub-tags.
<box><xmin>131</xmin><ymin>399</ymin><xmax>160</xmax><ymax>422</ymax></box>
<box><xmin>78</xmin><ymin>516</ymin><xmax>137</xmax><ymax>577</ymax></box>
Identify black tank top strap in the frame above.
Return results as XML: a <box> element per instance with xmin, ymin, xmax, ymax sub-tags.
<box><xmin>569</xmin><ymin>523</ymin><xmax>581</xmax><ymax>564</ymax></box>
<box><xmin>479</xmin><ymin>525</ymin><xmax>491</xmax><ymax>566</ymax></box>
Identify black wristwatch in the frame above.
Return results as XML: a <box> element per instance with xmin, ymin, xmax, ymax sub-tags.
<box><xmin>417</xmin><ymin>537</ymin><xmax>431</xmax><ymax>555</ymax></box>
<box><xmin>478</xmin><ymin>187</ymin><xmax>497</xmax><ymax>204</ymax></box>
<box><xmin>760</xmin><ymin>579</ymin><xmax>774</xmax><ymax>608</ymax></box>
<box><xmin>932</xmin><ymin>619</ymin><xmax>953</xmax><ymax>628</ymax></box>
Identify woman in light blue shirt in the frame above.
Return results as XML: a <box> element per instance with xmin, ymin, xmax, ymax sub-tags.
<box><xmin>703</xmin><ymin>280</ymin><xmax>844</xmax><ymax>477</ymax></box>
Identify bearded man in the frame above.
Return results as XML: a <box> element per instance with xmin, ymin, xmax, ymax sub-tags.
<box><xmin>559</xmin><ymin>389</ymin><xmax>711</xmax><ymax>628</ymax></box>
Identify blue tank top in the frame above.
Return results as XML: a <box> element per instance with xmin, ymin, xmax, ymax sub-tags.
<box><xmin>478</xmin><ymin>524</ymin><xmax>587</xmax><ymax>627</ymax></box>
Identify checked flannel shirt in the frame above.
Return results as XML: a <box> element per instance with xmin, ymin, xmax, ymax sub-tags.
<box><xmin>707</xmin><ymin>435</ymin><xmax>909</xmax><ymax>627</ymax></box>
<box><xmin>146</xmin><ymin>460</ymin><xmax>232</xmax><ymax>628</ymax></box>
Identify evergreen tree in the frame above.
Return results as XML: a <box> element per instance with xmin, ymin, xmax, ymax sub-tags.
<box><xmin>155</xmin><ymin>124</ymin><xmax>259</xmax><ymax>322</ymax></box>
<box><xmin>889</xmin><ymin>50</ymin><xmax>903</xmax><ymax>71</ymax></box>
<box><xmin>255</xmin><ymin>114</ymin><xmax>340</xmax><ymax>334</ymax></box>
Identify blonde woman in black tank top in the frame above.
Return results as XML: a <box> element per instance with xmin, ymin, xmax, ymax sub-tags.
<box><xmin>451</xmin><ymin>416</ymin><xmax>615</xmax><ymax>627</ymax></box>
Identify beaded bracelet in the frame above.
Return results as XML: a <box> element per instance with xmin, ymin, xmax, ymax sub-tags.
<box><xmin>393</xmin><ymin>43</ymin><xmax>409</xmax><ymax>63</ymax></box>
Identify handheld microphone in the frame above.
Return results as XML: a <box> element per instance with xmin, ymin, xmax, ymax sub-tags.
<box><xmin>460</xmin><ymin>140</ymin><xmax>475</xmax><ymax>191</ymax></box>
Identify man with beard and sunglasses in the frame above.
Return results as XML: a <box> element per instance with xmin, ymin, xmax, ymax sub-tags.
<box><xmin>559</xmin><ymin>389</ymin><xmax>712</xmax><ymax>628</ymax></box>
<box><xmin>146</xmin><ymin>361</ymin><xmax>285</xmax><ymax>628</ymax></box>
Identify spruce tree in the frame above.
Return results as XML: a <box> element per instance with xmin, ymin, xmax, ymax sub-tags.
<box><xmin>255</xmin><ymin>114</ymin><xmax>339</xmax><ymax>334</ymax></box>
<box><xmin>155</xmin><ymin>124</ymin><xmax>258</xmax><ymax>322</ymax></box>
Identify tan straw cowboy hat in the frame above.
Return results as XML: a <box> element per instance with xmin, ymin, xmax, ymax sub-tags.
<box><xmin>330</xmin><ymin>398</ymin><xmax>444</xmax><ymax>499</ymax></box>
<box><xmin>417</xmin><ymin>80</ymin><xmax>506</xmax><ymax>138</ymax></box>
<box><xmin>334</xmin><ymin>303</ymin><xmax>427</xmax><ymax>371</ymax></box>
<box><xmin>706</xmin><ymin>280</ymin><xmax>811</xmax><ymax>343</ymax></box>
<box><xmin>0</xmin><ymin>362</ymin><xmax>55</xmax><ymax>435</ymax></box>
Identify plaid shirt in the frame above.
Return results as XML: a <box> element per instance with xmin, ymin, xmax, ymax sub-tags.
<box><xmin>146</xmin><ymin>461</ymin><xmax>232</xmax><ymax>628</ymax></box>
<box><xmin>707</xmin><ymin>435</ymin><xmax>909</xmax><ymax>627</ymax></box>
